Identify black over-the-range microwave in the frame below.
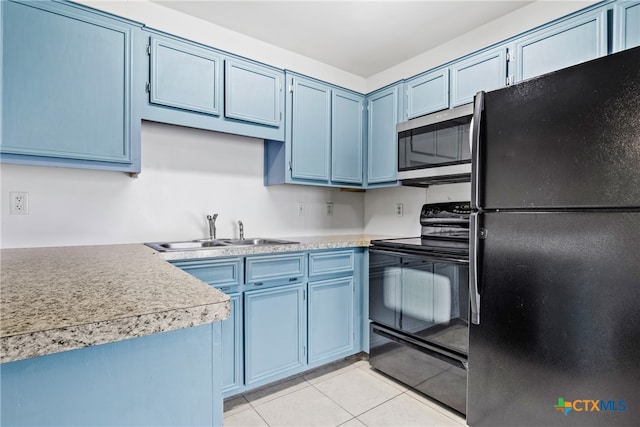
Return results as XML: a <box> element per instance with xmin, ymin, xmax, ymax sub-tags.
<box><xmin>397</xmin><ymin>103</ymin><xmax>474</xmax><ymax>187</ymax></box>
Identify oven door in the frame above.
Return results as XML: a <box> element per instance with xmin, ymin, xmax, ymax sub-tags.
<box><xmin>369</xmin><ymin>247</ymin><xmax>469</xmax><ymax>356</ymax></box>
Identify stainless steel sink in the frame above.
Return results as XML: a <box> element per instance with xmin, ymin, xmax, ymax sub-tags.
<box><xmin>150</xmin><ymin>240</ymin><xmax>230</xmax><ymax>251</ymax></box>
<box><xmin>145</xmin><ymin>238</ymin><xmax>298</xmax><ymax>252</ymax></box>
<box><xmin>218</xmin><ymin>238</ymin><xmax>298</xmax><ymax>246</ymax></box>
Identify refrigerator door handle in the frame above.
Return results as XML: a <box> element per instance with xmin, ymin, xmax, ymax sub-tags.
<box><xmin>469</xmin><ymin>212</ymin><xmax>481</xmax><ymax>325</ymax></box>
<box><xmin>471</xmin><ymin>91</ymin><xmax>485</xmax><ymax>211</ymax></box>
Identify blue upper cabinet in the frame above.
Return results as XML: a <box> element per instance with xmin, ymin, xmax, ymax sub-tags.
<box><xmin>331</xmin><ymin>90</ymin><xmax>364</xmax><ymax>185</ymax></box>
<box><xmin>513</xmin><ymin>8</ymin><xmax>608</xmax><ymax>82</ymax></box>
<box><xmin>366</xmin><ymin>83</ymin><xmax>402</xmax><ymax>186</ymax></box>
<box><xmin>225</xmin><ymin>58</ymin><xmax>283</xmax><ymax>127</ymax></box>
<box><xmin>615</xmin><ymin>1</ymin><xmax>640</xmax><ymax>51</ymax></box>
<box><xmin>149</xmin><ymin>34</ymin><xmax>222</xmax><ymax>116</ymax></box>
<box><xmin>450</xmin><ymin>45</ymin><xmax>508</xmax><ymax>107</ymax></box>
<box><xmin>139</xmin><ymin>30</ymin><xmax>285</xmax><ymax>141</ymax></box>
<box><xmin>289</xmin><ymin>75</ymin><xmax>332</xmax><ymax>182</ymax></box>
<box><xmin>270</xmin><ymin>73</ymin><xmax>366</xmax><ymax>187</ymax></box>
<box><xmin>1</xmin><ymin>0</ymin><xmax>140</xmax><ymax>173</ymax></box>
<box><xmin>404</xmin><ymin>68</ymin><xmax>449</xmax><ymax>120</ymax></box>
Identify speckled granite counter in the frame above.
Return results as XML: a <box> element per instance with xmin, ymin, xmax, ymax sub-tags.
<box><xmin>157</xmin><ymin>234</ymin><xmax>392</xmax><ymax>261</ymax></box>
<box><xmin>1</xmin><ymin>235</ymin><xmax>391</xmax><ymax>364</ymax></box>
<box><xmin>0</xmin><ymin>244</ymin><xmax>230</xmax><ymax>363</ymax></box>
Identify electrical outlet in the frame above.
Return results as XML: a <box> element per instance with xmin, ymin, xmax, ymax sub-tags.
<box><xmin>297</xmin><ymin>202</ymin><xmax>305</xmax><ymax>216</ymax></box>
<box><xmin>10</xmin><ymin>192</ymin><xmax>29</xmax><ymax>215</ymax></box>
<box><xmin>325</xmin><ymin>202</ymin><xmax>333</xmax><ymax>216</ymax></box>
<box><xmin>395</xmin><ymin>203</ymin><xmax>403</xmax><ymax>217</ymax></box>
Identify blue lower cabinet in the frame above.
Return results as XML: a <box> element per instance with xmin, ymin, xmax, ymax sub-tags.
<box><xmin>0</xmin><ymin>324</ymin><xmax>224</xmax><ymax>427</ymax></box>
<box><xmin>221</xmin><ymin>293</ymin><xmax>243</xmax><ymax>397</ymax></box>
<box><xmin>244</xmin><ymin>283</ymin><xmax>307</xmax><ymax>387</ymax></box>
<box><xmin>308</xmin><ymin>277</ymin><xmax>355</xmax><ymax>365</ymax></box>
<box><xmin>172</xmin><ymin>249</ymin><xmax>364</xmax><ymax>396</ymax></box>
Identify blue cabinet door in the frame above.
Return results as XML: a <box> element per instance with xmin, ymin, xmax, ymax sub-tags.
<box><xmin>405</xmin><ymin>68</ymin><xmax>449</xmax><ymax>120</ymax></box>
<box><xmin>225</xmin><ymin>58</ymin><xmax>283</xmax><ymax>127</ymax></box>
<box><xmin>1</xmin><ymin>0</ymin><xmax>137</xmax><ymax>172</ymax></box>
<box><xmin>366</xmin><ymin>84</ymin><xmax>401</xmax><ymax>185</ymax></box>
<box><xmin>221</xmin><ymin>293</ymin><xmax>243</xmax><ymax>397</ymax></box>
<box><xmin>150</xmin><ymin>34</ymin><xmax>222</xmax><ymax>115</ymax></box>
<box><xmin>514</xmin><ymin>8</ymin><xmax>608</xmax><ymax>82</ymax></box>
<box><xmin>615</xmin><ymin>1</ymin><xmax>640</xmax><ymax>51</ymax></box>
<box><xmin>450</xmin><ymin>46</ymin><xmax>508</xmax><ymax>107</ymax></box>
<box><xmin>288</xmin><ymin>75</ymin><xmax>331</xmax><ymax>182</ymax></box>
<box><xmin>331</xmin><ymin>90</ymin><xmax>364</xmax><ymax>184</ymax></box>
<box><xmin>244</xmin><ymin>283</ymin><xmax>306</xmax><ymax>387</ymax></box>
<box><xmin>308</xmin><ymin>277</ymin><xmax>355</xmax><ymax>365</ymax></box>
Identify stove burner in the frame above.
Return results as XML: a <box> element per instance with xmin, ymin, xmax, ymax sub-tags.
<box><xmin>372</xmin><ymin>202</ymin><xmax>471</xmax><ymax>256</ymax></box>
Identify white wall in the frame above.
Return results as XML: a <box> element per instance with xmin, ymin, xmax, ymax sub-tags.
<box><xmin>362</xmin><ymin>183</ymin><xmax>472</xmax><ymax>236</ymax></box>
<box><xmin>1</xmin><ymin>122</ymin><xmax>364</xmax><ymax>248</ymax></box>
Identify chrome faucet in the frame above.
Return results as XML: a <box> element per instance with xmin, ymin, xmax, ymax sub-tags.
<box><xmin>238</xmin><ymin>220</ymin><xmax>244</xmax><ymax>240</ymax></box>
<box><xmin>207</xmin><ymin>213</ymin><xmax>218</xmax><ymax>240</ymax></box>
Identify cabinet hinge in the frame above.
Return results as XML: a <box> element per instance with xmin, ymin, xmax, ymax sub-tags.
<box><xmin>289</xmin><ymin>84</ymin><xmax>294</xmax><ymax>93</ymax></box>
<box><xmin>506</xmin><ymin>75</ymin><xmax>515</xmax><ymax>86</ymax></box>
<box><xmin>303</xmin><ymin>345</ymin><xmax>306</xmax><ymax>356</ymax></box>
<box><xmin>145</xmin><ymin>82</ymin><xmax>151</xmax><ymax>93</ymax></box>
<box><xmin>506</xmin><ymin>51</ymin><xmax>515</xmax><ymax>62</ymax></box>
<box><xmin>146</xmin><ymin>45</ymin><xmax>151</xmax><ymax>55</ymax></box>
<box><xmin>303</xmin><ymin>289</ymin><xmax>306</xmax><ymax>300</ymax></box>
<box><xmin>288</xmin><ymin>161</ymin><xmax>293</xmax><ymax>171</ymax></box>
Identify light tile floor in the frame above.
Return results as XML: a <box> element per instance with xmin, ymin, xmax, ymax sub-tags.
<box><xmin>224</xmin><ymin>357</ymin><xmax>468</xmax><ymax>427</ymax></box>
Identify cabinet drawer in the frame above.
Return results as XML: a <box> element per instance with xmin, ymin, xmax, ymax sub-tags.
<box><xmin>245</xmin><ymin>253</ymin><xmax>305</xmax><ymax>284</ymax></box>
<box><xmin>309</xmin><ymin>250</ymin><xmax>355</xmax><ymax>277</ymax></box>
<box><xmin>171</xmin><ymin>258</ymin><xmax>243</xmax><ymax>288</ymax></box>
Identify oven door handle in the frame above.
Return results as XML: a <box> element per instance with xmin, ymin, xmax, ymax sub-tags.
<box><xmin>369</xmin><ymin>247</ymin><xmax>469</xmax><ymax>265</ymax></box>
<box><xmin>372</xmin><ymin>324</ymin><xmax>467</xmax><ymax>370</ymax></box>
<box><xmin>469</xmin><ymin>212</ymin><xmax>481</xmax><ymax>325</ymax></box>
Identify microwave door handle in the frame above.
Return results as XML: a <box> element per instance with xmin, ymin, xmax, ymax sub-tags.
<box><xmin>469</xmin><ymin>212</ymin><xmax>481</xmax><ymax>325</ymax></box>
<box><xmin>471</xmin><ymin>91</ymin><xmax>485</xmax><ymax>211</ymax></box>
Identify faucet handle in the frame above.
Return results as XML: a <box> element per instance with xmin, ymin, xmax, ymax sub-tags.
<box><xmin>238</xmin><ymin>220</ymin><xmax>244</xmax><ymax>240</ymax></box>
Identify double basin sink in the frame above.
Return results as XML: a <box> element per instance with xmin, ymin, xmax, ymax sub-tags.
<box><xmin>146</xmin><ymin>238</ymin><xmax>298</xmax><ymax>252</ymax></box>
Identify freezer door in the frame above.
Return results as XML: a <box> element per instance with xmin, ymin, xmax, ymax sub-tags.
<box><xmin>467</xmin><ymin>211</ymin><xmax>640</xmax><ymax>426</ymax></box>
<box><xmin>475</xmin><ymin>46</ymin><xmax>640</xmax><ymax>210</ymax></box>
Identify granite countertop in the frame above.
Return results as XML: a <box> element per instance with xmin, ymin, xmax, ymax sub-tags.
<box><xmin>157</xmin><ymin>234</ymin><xmax>393</xmax><ymax>260</ymax></box>
<box><xmin>0</xmin><ymin>234</ymin><xmax>391</xmax><ymax>364</ymax></box>
<box><xmin>0</xmin><ymin>244</ymin><xmax>230</xmax><ymax>364</ymax></box>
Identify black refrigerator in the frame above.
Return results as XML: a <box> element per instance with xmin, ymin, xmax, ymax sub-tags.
<box><xmin>467</xmin><ymin>46</ymin><xmax>640</xmax><ymax>426</ymax></box>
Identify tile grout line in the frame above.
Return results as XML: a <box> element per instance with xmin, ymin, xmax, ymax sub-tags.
<box><xmin>401</xmin><ymin>390</ymin><xmax>467</xmax><ymax>426</ymax></box>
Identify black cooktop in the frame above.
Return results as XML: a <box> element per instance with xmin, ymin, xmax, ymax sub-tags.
<box><xmin>371</xmin><ymin>202</ymin><xmax>470</xmax><ymax>256</ymax></box>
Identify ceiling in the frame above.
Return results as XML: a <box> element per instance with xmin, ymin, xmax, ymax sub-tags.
<box><xmin>150</xmin><ymin>1</ymin><xmax>534</xmax><ymax>78</ymax></box>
